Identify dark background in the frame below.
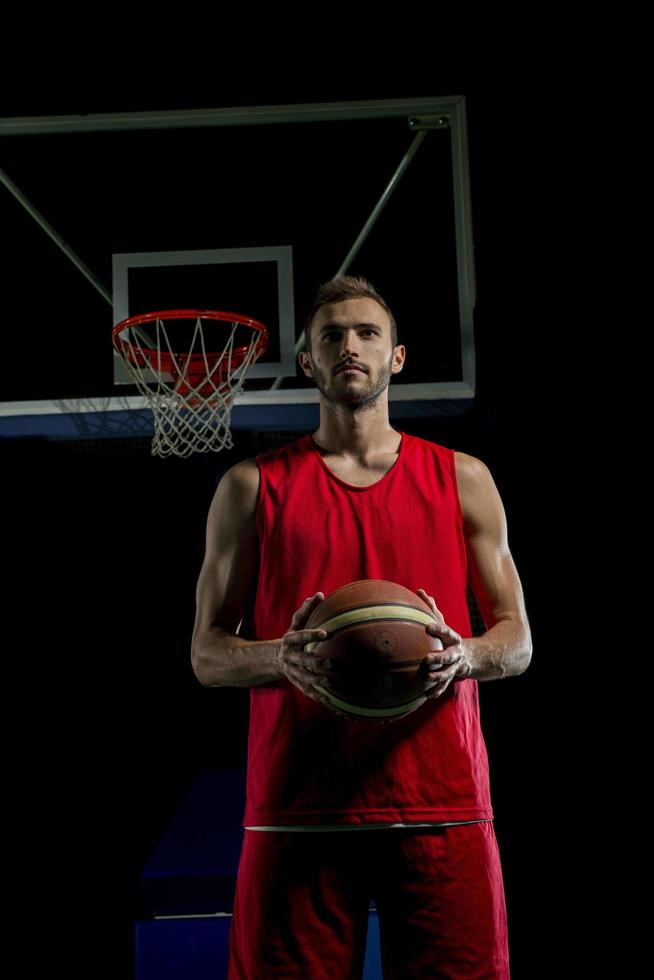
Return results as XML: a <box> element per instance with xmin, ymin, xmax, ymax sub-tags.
<box><xmin>3</xmin><ymin>69</ymin><xmax>594</xmax><ymax>978</ymax></box>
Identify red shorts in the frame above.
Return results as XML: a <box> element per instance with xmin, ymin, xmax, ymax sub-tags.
<box><xmin>228</xmin><ymin>821</ymin><xmax>510</xmax><ymax>979</ymax></box>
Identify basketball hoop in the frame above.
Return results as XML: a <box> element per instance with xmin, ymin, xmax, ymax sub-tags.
<box><xmin>112</xmin><ymin>309</ymin><xmax>268</xmax><ymax>457</ymax></box>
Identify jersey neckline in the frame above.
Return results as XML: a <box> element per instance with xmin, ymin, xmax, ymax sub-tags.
<box><xmin>306</xmin><ymin>431</ymin><xmax>406</xmax><ymax>491</ymax></box>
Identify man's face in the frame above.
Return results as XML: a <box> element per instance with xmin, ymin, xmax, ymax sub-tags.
<box><xmin>299</xmin><ymin>298</ymin><xmax>405</xmax><ymax>409</ymax></box>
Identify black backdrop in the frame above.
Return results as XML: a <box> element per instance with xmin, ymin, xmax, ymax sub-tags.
<box><xmin>3</xmin><ymin>79</ymin><xmax>594</xmax><ymax>979</ymax></box>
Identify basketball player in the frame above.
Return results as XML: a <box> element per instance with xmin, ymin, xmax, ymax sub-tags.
<box><xmin>192</xmin><ymin>276</ymin><xmax>532</xmax><ymax>979</ymax></box>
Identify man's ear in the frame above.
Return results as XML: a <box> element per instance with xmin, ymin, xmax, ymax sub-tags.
<box><xmin>391</xmin><ymin>344</ymin><xmax>406</xmax><ymax>375</ymax></box>
<box><xmin>298</xmin><ymin>350</ymin><xmax>315</xmax><ymax>378</ymax></box>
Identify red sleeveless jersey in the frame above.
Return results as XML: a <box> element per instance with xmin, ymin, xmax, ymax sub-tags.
<box><xmin>242</xmin><ymin>431</ymin><xmax>494</xmax><ymax>827</ymax></box>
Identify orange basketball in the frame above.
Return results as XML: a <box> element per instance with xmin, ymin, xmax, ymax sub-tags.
<box><xmin>304</xmin><ymin>579</ymin><xmax>444</xmax><ymax>721</ymax></box>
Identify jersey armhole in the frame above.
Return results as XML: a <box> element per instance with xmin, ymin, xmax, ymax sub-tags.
<box><xmin>450</xmin><ymin>449</ymin><xmax>465</xmax><ymax>528</ymax></box>
<box><xmin>255</xmin><ymin>456</ymin><xmax>264</xmax><ymax>542</ymax></box>
<box><xmin>450</xmin><ymin>448</ymin><xmax>472</xmax><ymax>596</ymax></box>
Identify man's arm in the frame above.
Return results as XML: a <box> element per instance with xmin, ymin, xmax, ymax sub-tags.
<box><xmin>191</xmin><ymin>459</ymin><xmax>283</xmax><ymax>688</ymax></box>
<box><xmin>454</xmin><ymin>452</ymin><xmax>533</xmax><ymax>681</ymax></box>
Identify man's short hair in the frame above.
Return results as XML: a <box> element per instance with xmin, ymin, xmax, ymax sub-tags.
<box><xmin>302</xmin><ymin>275</ymin><xmax>398</xmax><ymax>353</ymax></box>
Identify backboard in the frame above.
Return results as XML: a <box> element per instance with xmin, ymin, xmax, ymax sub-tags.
<box><xmin>0</xmin><ymin>96</ymin><xmax>476</xmax><ymax>440</ymax></box>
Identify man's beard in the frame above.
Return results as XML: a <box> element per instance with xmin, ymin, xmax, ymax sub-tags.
<box><xmin>311</xmin><ymin>352</ymin><xmax>394</xmax><ymax>413</ymax></box>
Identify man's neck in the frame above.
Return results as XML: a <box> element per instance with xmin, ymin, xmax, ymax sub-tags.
<box><xmin>311</xmin><ymin>417</ymin><xmax>400</xmax><ymax>460</ymax></box>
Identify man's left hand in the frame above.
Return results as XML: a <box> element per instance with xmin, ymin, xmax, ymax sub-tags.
<box><xmin>416</xmin><ymin>588</ymin><xmax>472</xmax><ymax>699</ymax></box>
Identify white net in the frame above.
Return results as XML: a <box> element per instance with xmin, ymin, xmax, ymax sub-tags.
<box><xmin>113</xmin><ymin>312</ymin><xmax>266</xmax><ymax>458</ymax></box>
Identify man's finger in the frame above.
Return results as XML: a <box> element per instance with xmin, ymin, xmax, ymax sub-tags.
<box><xmin>291</xmin><ymin>593</ymin><xmax>325</xmax><ymax>627</ymax></box>
<box><xmin>417</xmin><ymin>589</ymin><xmax>443</xmax><ymax>615</ymax></box>
<box><xmin>294</xmin><ymin>628</ymin><xmax>328</xmax><ymax>647</ymax></box>
<box><xmin>427</xmin><ymin>653</ymin><xmax>462</xmax><ymax>668</ymax></box>
<box><xmin>303</xmin><ymin>655</ymin><xmax>330</xmax><ymax>678</ymax></box>
<box><xmin>426</xmin><ymin>622</ymin><xmax>461</xmax><ymax>644</ymax></box>
<box><xmin>425</xmin><ymin>672</ymin><xmax>457</xmax><ymax>698</ymax></box>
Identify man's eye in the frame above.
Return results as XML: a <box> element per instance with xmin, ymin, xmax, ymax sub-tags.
<box><xmin>323</xmin><ymin>330</ymin><xmax>375</xmax><ymax>341</ymax></box>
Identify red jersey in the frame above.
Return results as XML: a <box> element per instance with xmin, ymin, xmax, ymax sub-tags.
<box><xmin>241</xmin><ymin>431</ymin><xmax>494</xmax><ymax>827</ymax></box>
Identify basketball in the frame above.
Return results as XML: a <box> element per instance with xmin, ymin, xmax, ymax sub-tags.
<box><xmin>304</xmin><ymin>579</ymin><xmax>444</xmax><ymax>721</ymax></box>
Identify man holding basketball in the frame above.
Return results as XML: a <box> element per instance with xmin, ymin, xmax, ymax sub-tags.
<box><xmin>192</xmin><ymin>276</ymin><xmax>532</xmax><ymax>979</ymax></box>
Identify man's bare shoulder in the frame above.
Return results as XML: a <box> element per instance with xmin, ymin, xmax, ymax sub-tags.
<box><xmin>453</xmin><ymin>452</ymin><xmax>498</xmax><ymax>523</ymax></box>
<box><xmin>453</xmin><ymin>450</ymin><xmax>492</xmax><ymax>482</ymax></box>
<box><xmin>209</xmin><ymin>458</ymin><xmax>260</xmax><ymax>522</ymax></box>
<box><xmin>226</xmin><ymin>457</ymin><xmax>259</xmax><ymax>490</ymax></box>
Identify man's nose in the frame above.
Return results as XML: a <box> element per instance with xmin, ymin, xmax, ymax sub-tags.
<box><xmin>339</xmin><ymin>331</ymin><xmax>361</xmax><ymax>357</ymax></box>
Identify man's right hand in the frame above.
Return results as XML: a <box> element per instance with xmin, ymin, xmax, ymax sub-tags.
<box><xmin>276</xmin><ymin>593</ymin><xmax>348</xmax><ymax>717</ymax></box>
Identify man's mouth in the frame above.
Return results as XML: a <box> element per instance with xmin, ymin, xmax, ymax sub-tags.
<box><xmin>335</xmin><ymin>365</ymin><xmax>367</xmax><ymax>374</ymax></box>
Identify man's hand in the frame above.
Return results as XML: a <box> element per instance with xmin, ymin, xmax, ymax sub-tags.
<box><xmin>416</xmin><ymin>588</ymin><xmax>472</xmax><ymax>700</ymax></box>
<box><xmin>276</xmin><ymin>593</ymin><xmax>349</xmax><ymax>717</ymax></box>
